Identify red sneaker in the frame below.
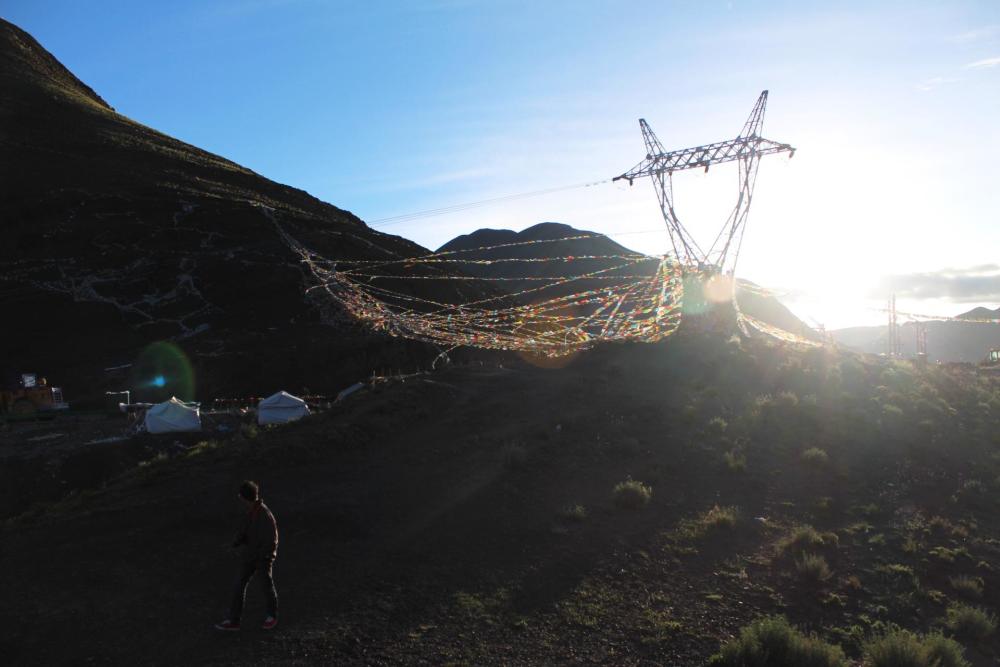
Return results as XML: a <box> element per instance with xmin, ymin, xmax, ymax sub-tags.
<box><xmin>262</xmin><ymin>616</ymin><xmax>278</xmax><ymax>630</ymax></box>
<box><xmin>214</xmin><ymin>619</ymin><xmax>240</xmax><ymax>631</ymax></box>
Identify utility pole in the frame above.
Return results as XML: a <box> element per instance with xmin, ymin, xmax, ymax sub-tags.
<box><xmin>915</xmin><ymin>321</ymin><xmax>928</xmax><ymax>366</ymax></box>
<box><xmin>887</xmin><ymin>295</ymin><xmax>901</xmax><ymax>358</ymax></box>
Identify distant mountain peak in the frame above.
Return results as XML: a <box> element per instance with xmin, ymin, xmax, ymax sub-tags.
<box><xmin>0</xmin><ymin>18</ymin><xmax>112</xmax><ymax>111</ymax></box>
<box><xmin>957</xmin><ymin>306</ymin><xmax>1000</xmax><ymax>320</ymax></box>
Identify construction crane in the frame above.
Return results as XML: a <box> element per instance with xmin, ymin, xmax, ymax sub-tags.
<box><xmin>614</xmin><ymin>90</ymin><xmax>795</xmax><ymax>274</ymax></box>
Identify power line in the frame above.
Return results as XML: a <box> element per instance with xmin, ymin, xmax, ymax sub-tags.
<box><xmin>367</xmin><ymin>178</ymin><xmax>613</xmax><ymax>228</ymax></box>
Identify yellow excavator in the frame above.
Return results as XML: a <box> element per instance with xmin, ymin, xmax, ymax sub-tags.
<box><xmin>0</xmin><ymin>373</ymin><xmax>69</xmax><ymax>418</ymax></box>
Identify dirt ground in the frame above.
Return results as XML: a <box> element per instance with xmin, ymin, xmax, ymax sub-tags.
<box><xmin>1</xmin><ymin>338</ymin><xmax>999</xmax><ymax>665</ymax></box>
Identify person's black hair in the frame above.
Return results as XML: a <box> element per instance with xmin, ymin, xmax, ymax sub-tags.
<box><xmin>238</xmin><ymin>480</ymin><xmax>259</xmax><ymax>502</ymax></box>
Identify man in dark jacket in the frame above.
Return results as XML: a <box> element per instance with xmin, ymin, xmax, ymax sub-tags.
<box><xmin>215</xmin><ymin>480</ymin><xmax>279</xmax><ymax>631</ymax></box>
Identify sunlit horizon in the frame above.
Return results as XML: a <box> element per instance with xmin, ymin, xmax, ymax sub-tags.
<box><xmin>6</xmin><ymin>0</ymin><xmax>998</xmax><ymax>329</ymax></box>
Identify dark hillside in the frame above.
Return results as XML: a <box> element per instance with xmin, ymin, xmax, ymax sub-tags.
<box><xmin>439</xmin><ymin>222</ymin><xmax>819</xmax><ymax>340</ymax></box>
<box><xmin>0</xmin><ymin>18</ymin><xmax>491</xmax><ymax>404</ymax></box>
<box><xmin>2</xmin><ymin>334</ymin><xmax>999</xmax><ymax>665</ymax></box>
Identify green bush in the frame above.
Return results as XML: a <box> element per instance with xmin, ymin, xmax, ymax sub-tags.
<box><xmin>945</xmin><ymin>603</ymin><xmax>996</xmax><ymax>640</ymax></box>
<box><xmin>863</xmin><ymin>629</ymin><xmax>968</xmax><ymax>667</ymax></box>
<box><xmin>558</xmin><ymin>504</ymin><xmax>588</xmax><ymax>522</ymax></box>
<box><xmin>724</xmin><ymin>449</ymin><xmax>746</xmax><ymax>472</ymax></box>
<box><xmin>708</xmin><ymin>615</ymin><xmax>847</xmax><ymax>666</ymax></box>
<box><xmin>613</xmin><ymin>479</ymin><xmax>652</xmax><ymax>509</ymax></box>
<box><xmin>801</xmin><ymin>447</ymin><xmax>829</xmax><ymax>465</ymax></box>
<box><xmin>701</xmin><ymin>505</ymin><xmax>739</xmax><ymax>531</ymax></box>
<box><xmin>795</xmin><ymin>553</ymin><xmax>832</xmax><ymax>584</ymax></box>
<box><xmin>779</xmin><ymin>525</ymin><xmax>823</xmax><ymax>553</ymax></box>
<box><xmin>948</xmin><ymin>575</ymin><xmax>983</xmax><ymax>599</ymax></box>
<box><xmin>922</xmin><ymin>633</ymin><xmax>971</xmax><ymax>667</ymax></box>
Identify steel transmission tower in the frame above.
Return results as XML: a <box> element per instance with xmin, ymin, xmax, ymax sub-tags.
<box><xmin>614</xmin><ymin>91</ymin><xmax>795</xmax><ymax>274</ymax></box>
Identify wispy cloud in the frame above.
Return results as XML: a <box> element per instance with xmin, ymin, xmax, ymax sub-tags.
<box><xmin>872</xmin><ymin>265</ymin><xmax>1000</xmax><ymax>303</ymax></box>
<box><xmin>965</xmin><ymin>56</ymin><xmax>1000</xmax><ymax>69</ymax></box>
<box><xmin>951</xmin><ymin>25</ymin><xmax>1000</xmax><ymax>43</ymax></box>
<box><xmin>915</xmin><ymin>76</ymin><xmax>959</xmax><ymax>92</ymax></box>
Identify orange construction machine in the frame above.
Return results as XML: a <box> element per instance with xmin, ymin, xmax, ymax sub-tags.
<box><xmin>0</xmin><ymin>373</ymin><xmax>69</xmax><ymax>418</ymax></box>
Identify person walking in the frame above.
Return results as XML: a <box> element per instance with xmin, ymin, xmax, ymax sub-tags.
<box><xmin>215</xmin><ymin>480</ymin><xmax>279</xmax><ymax>631</ymax></box>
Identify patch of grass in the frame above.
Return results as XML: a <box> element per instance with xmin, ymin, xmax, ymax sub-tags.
<box><xmin>638</xmin><ymin>608</ymin><xmax>682</xmax><ymax>645</ymax></box>
<box><xmin>708</xmin><ymin>615</ymin><xmax>848</xmax><ymax>666</ymax></box>
<box><xmin>845</xmin><ymin>521</ymin><xmax>874</xmax><ymax>535</ymax></box>
<box><xmin>929</xmin><ymin>546</ymin><xmax>970</xmax><ymax>564</ymax></box>
<box><xmin>453</xmin><ymin>591</ymin><xmax>488</xmax><ymax>619</ymax></box>
<box><xmin>184</xmin><ymin>439</ymin><xmax>221</xmax><ymax>459</ymax></box>
<box><xmin>613</xmin><ymin>479</ymin><xmax>652</xmax><ymax>510</ymax></box>
<box><xmin>559</xmin><ymin>580</ymin><xmax>617</xmax><ymax>629</ymax></box>
<box><xmin>948</xmin><ymin>575</ymin><xmax>983</xmax><ymax>599</ymax></box>
<box><xmin>777</xmin><ymin>524</ymin><xmax>826</xmax><ymax>555</ymax></box>
<box><xmin>452</xmin><ymin>588</ymin><xmax>510</xmax><ymax>623</ymax></box>
<box><xmin>795</xmin><ymin>553</ymin><xmax>832</xmax><ymax>584</ymax></box>
<box><xmin>801</xmin><ymin>447</ymin><xmax>829</xmax><ymax>466</ymax></box>
<box><xmin>707</xmin><ymin>416</ymin><xmax>728</xmax><ymax>435</ymax></box>
<box><xmin>240</xmin><ymin>423</ymin><xmax>259</xmax><ymax>440</ymax></box>
<box><xmin>876</xmin><ymin>563</ymin><xmax>914</xmax><ymax>578</ymax></box>
<box><xmin>927</xmin><ymin>516</ymin><xmax>968</xmax><ymax>538</ymax></box>
<box><xmin>701</xmin><ymin>505</ymin><xmax>739</xmax><ymax>531</ymax></box>
<box><xmin>558</xmin><ymin>504</ymin><xmax>588</xmax><ymax>522</ymax></box>
<box><xmin>724</xmin><ymin>448</ymin><xmax>746</xmax><ymax>472</ymax></box>
<box><xmin>945</xmin><ymin>603</ymin><xmax>996</xmax><ymax>640</ymax></box>
<box><xmin>863</xmin><ymin>629</ymin><xmax>969</xmax><ymax>667</ymax></box>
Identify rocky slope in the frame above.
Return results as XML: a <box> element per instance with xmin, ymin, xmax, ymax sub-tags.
<box><xmin>0</xmin><ymin>18</ymin><xmax>486</xmax><ymax>405</ymax></box>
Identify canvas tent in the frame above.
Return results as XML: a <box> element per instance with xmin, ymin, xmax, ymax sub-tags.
<box><xmin>257</xmin><ymin>391</ymin><xmax>310</xmax><ymax>425</ymax></box>
<box><xmin>144</xmin><ymin>397</ymin><xmax>201</xmax><ymax>434</ymax></box>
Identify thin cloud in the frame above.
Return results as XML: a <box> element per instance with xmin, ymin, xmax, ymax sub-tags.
<box><xmin>915</xmin><ymin>76</ymin><xmax>958</xmax><ymax>92</ymax></box>
<box><xmin>965</xmin><ymin>56</ymin><xmax>1000</xmax><ymax>69</ymax></box>
<box><xmin>951</xmin><ymin>25</ymin><xmax>1000</xmax><ymax>43</ymax></box>
<box><xmin>873</xmin><ymin>265</ymin><xmax>1000</xmax><ymax>303</ymax></box>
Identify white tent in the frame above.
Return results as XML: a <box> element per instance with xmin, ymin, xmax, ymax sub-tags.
<box><xmin>144</xmin><ymin>397</ymin><xmax>201</xmax><ymax>434</ymax></box>
<box><xmin>257</xmin><ymin>391</ymin><xmax>310</xmax><ymax>425</ymax></box>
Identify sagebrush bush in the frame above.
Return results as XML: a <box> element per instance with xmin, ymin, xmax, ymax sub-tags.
<box><xmin>778</xmin><ymin>525</ymin><xmax>825</xmax><ymax>555</ymax></box>
<box><xmin>922</xmin><ymin>632</ymin><xmax>971</xmax><ymax>667</ymax></box>
<box><xmin>724</xmin><ymin>449</ymin><xmax>746</xmax><ymax>472</ymax></box>
<box><xmin>949</xmin><ymin>575</ymin><xmax>984</xmax><ymax>599</ymax></box>
<box><xmin>559</xmin><ymin>504</ymin><xmax>588</xmax><ymax>522</ymax></box>
<box><xmin>795</xmin><ymin>553</ymin><xmax>832</xmax><ymax>584</ymax></box>
<box><xmin>863</xmin><ymin>629</ymin><xmax>969</xmax><ymax>667</ymax></box>
<box><xmin>613</xmin><ymin>479</ymin><xmax>652</xmax><ymax>509</ymax></box>
<box><xmin>701</xmin><ymin>505</ymin><xmax>739</xmax><ymax>531</ymax></box>
<box><xmin>801</xmin><ymin>447</ymin><xmax>829</xmax><ymax>465</ymax></box>
<box><xmin>945</xmin><ymin>603</ymin><xmax>996</xmax><ymax>639</ymax></box>
<box><xmin>708</xmin><ymin>615</ymin><xmax>847</xmax><ymax>666</ymax></box>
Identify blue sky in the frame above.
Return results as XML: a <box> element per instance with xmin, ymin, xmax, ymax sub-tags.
<box><xmin>5</xmin><ymin>1</ymin><xmax>1000</xmax><ymax>327</ymax></box>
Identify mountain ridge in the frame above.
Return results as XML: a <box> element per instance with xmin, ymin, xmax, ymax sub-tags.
<box><xmin>0</xmin><ymin>18</ymin><xmax>490</xmax><ymax>404</ymax></box>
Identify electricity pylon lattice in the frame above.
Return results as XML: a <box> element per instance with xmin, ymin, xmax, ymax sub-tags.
<box><xmin>614</xmin><ymin>90</ymin><xmax>794</xmax><ymax>274</ymax></box>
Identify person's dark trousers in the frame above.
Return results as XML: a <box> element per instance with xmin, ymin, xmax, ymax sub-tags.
<box><xmin>229</xmin><ymin>558</ymin><xmax>278</xmax><ymax>622</ymax></box>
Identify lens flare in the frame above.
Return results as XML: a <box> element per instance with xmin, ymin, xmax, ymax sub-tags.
<box><xmin>130</xmin><ymin>342</ymin><xmax>195</xmax><ymax>401</ymax></box>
